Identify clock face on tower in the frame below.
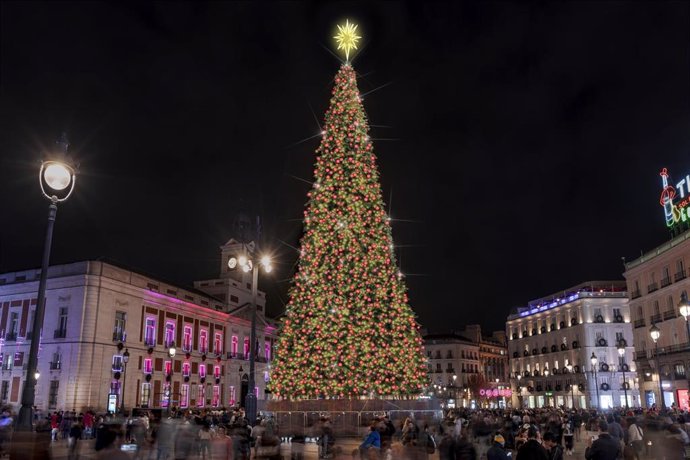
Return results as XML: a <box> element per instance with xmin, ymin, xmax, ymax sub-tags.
<box><xmin>227</xmin><ymin>257</ymin><xmax>238</xmax><ymax>269</ymax></box>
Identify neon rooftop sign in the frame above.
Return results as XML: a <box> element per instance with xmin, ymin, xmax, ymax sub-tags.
<box><xmin>660</xmin><ymin>167</ymin><xmax>690</xmax><ymax>228</ymax></box>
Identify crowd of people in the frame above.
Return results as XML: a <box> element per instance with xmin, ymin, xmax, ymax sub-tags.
<box><xmin>3</xmin><ymin>405</ymin><xmax>690</xmax><ymax>459</ymax></box>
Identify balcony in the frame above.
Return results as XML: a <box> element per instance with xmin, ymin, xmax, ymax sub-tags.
<box><xmin>661</xmin><ymin>277</ymin><xmax>672</xmax><ymax>288</ymax></box>
<box><xmin>49</xmin><ymin>362</ymin><xmax>61</xmax><ymax>370</ymax></box>
<box><xmin>112</xmin><ymin>331</ymin><xmax>126</xmax><ymax>342</ymax></box>
<box><xmin>675</xmin><ymin>269</ymin><xmax>688</xmax><ymax>282</ymax></box>
<box><xmin>650</xmin><ymin>314</ymin><xmax>662</xmax><ymax>324</ymax></box>
<box><xmin>446</xmin><ymin>368</ymin><xmax>455</xmax><ymax>373</ymax></box>
<box><xmin>631</xmin><ymin>289</ymin><xmax>642</xmax><ymax>299</ymax></box>
<box><xmin>633</xmin><ymin>319</ymin><xmax>646</xmax><ymax>328</ymax></box>
<box><xmin>4</xmin><ymin>333</ymin><xmax>16</xmax><ymax>342</ymax></box>
<box><xmin>647</xmin><ymin>282</ymin><xmax>658</xmax><ymax>294</ymax></box>
<box><xmin>53</xmin><ymin>329</ymin><xmax>66</xmax><ymax>339</ymax></box>
<box><xmin>663</xmin><ymin>310</ymin><xmax>677</xmax><ymax>321</ymax></box>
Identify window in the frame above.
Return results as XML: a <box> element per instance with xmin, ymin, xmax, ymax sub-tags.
<box><xmin>229</xmin><ymin>385</ymin><xmax>236</xmax><ymax>405</ymax></box>
<box><xmin>636</xmin><ymin>306</ymin><xmax>643</xmax><ymax>320</ymax></box>
<box><xmin>214</xmin><ymin>333</ymin><xmax>223</xmax><ymax>354</ymax></box>
<box><xmin>199</xmin><ymin>329</ymin><xmax>208</xmax><ymax>354</ymax></box>
<box><xmin>180</xmin><ymin>384</ymin><xmax>189</xmax><ymax>408</ymax></box>
<box><xmin>613</xmin><ymin>308</ymin><xmax>621</xmax><ymax>319</ymax></box>
<box><xmin>265</xmin><ymin>341</ymin><xmax>271</xmax><ymax>361</ymax></box>
<box><xmin>112</xmin><ymin>355</ymin><xmax>123</xmax><ymax>372</ymax></box>
<box><xmin>165</xmin><ymin>360</ymin><xmax>172</xmax><ymax>375</ymax></box>
<box><xmin>214</xmin><ymin>365</ymin><xmax>221</xmax><ymax>379</ymax></box>
<box><xmin>141</xmin><ymin>383</ymin><xmax>151</xmax><ymax>406</ymax></box>
<box><xmin>230</xmin><ymin>295</ymin><xmax>239</xmax><ymax>303</ymax></box>
<box><xmin>199</xmin><ymin>363</ymin><xmax>207</xmax><ymax>379</ymax></box>
<box><xmin>243</xmin><ymin>337</ymin><xmax>250</xmax><ymax>357</ymax></box>
<box><xmin>232</xmin><ymin>336</ymin><xmax>239</xmax><ymax>355</ymax></box>
<box><xmin>48</xmin><ymin>381</ymin><xmax>59</xmax><ymax>409</ymax></box>
<box><xmin>13</xmin><ymin>352</ymin><xmax>23</xmax><ymax>367</ymax></box>
<box><xmin>212</xmin><ymin>385</ymin><xmax>220</xmax><ymax>407</ymax></box>
<box><xmin>594</xmin><ymin>309</ymin><xmax>602</xmax><ymax>320</ymax></box>
<box><xmin>164</xmin><ymin>322</ymin><xmax>175</xmax><ymax>348</ymax></box>
<box><xmin>144</xmin><ymin>318</ymin><xmax>156</xmax><ymax>346</ymax></box>
<box><xmin>676</xmin><ymin>364</ymin><xmax>687</xmax><ymax>377</ymax></box>
<box><xmin>0</xmin><ymin>381</ymin><xmax>7</xmax><ymax>401</ymax></box>
<box><xmin>161</xmin><ymin>383</ymin><xmax>170</xmax><ymax>407</ymax></box>
<box><xmin>58</xmin><ymin>307</ymin><xmax>68</xmax><ymax>333</ymax></box>
<box><xmin>182</xmin><ymin>362</ymin><xmax>191</xmax><ymax>377</ymax></box>
<box><xmin>113</xmin><ymin>311</ymin><xmax>126</xmax><ymax>341</ymax></box>
<box><xmin>143</xmin><ymin>358</ymin><xmax>153</xmax><ymax>374</ymax></box>
<box><xmin>197</xmin><ymin>385</ymin><xmax>205</xmax><ymax>407</ymax></box>
<box><xmin>615</xmin><ymin>332</ymin><xmax>624</xmax><ymax>343</ymax></box>
<box><xmin>8</xmin><ymin>313</ymin><xmax>18</xmax><ymax>337</ymax></box>
<box><xmin>183</xmin><ymin>325</ymin><xmax>193</xmax><ymax>352</ymax></box>
<box><xmin>436</xmin><ymin>363</ymin><xmax>441</xmax><ymax>372</ymax></box>
<box><xmin>1</xmin><ymin>354</ymin><xmax>10</xmax><ymax>371</ymax></box>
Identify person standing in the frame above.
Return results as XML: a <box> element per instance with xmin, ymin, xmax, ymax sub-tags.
<box><xmin>516</xmin><ymin>427</ymin><xmax>548</xmax><ymax>460</ymax></box>
<box><xmin>585</xmin><ymin>421</ymin><xmax>621</xmax><ymax>460</ymax></box>
<box><xmin>487</xmin><ymin>434</ymin><xmax>510</xmax><ymax>460</ymax></box>
<box><xmin>543</xmin><ymin>432</ymin><xmax>563</xmax><ymax>460</ymax></box>
<box><xmin>626</xmin><ymin>417</ymin><xmax>644</xmax><ymax>460</ymax></box>
<box><xmin>359</xmin><ymin>425</ymin><xmax>381</xmax><ymax>459</ymax></box>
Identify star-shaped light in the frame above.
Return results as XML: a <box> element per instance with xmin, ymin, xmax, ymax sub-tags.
<box><xmin>333</xmin><ymin>20</ymin><xmax>361</xmax><ymax>62</ymax></box>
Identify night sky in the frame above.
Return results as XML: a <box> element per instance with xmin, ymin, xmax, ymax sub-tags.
<box><xmin>1</xmin><ymin>2</ymin><xmax>689</xmax><ymax>333</ymax></box>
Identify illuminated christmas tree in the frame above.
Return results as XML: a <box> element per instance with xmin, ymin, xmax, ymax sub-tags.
<box><xmin>271</xmin><ymin>26</ymin><xmax>428</xmax><ymax>399</ymax></box>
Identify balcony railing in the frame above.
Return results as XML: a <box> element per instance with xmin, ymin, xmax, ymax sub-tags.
<box><xmin>144</xmin><ymin>338</ymin><xmax>155</xmax><ymax>347</ymax></box>
<box><xmin>631</xmin><ymin>289</ymin><xmax>642</xmax><ymax>299</ymax></box>
<box><xmin>647</xmin><ymin>283</ymin><xmax>658</xmax><ymax>293</ymax></box>
<box><xmin>53</xmin><ymin>329</ymin><xmax>66</xmax><ymax>339</ymax></box>
<box><xmin>675</xmin><ymin>269</ymin><xmax>688</xmax><ymax>282</ymax></box>
<box><xmin>661</xmin><ymin>277</ymin><xmax>672</xmax><ymax>288</ymax></box>
<box><xmin>633</xmin><ymin>319</ymin><xmax>646</xmax><ymax>328</ymax></box>
<box><xmin>49</xmin><ymin>362</ymin><xmax>61</xmax><ymax>370</ymax></box>
<box><xmin>4</xmin><ymin>333</ymin><xmax>16</xmax><ymax>342</ymax></box>
<box><xmin>663</xmin><ymin>310</ymin><xmax>677</xmax><ymax>321</ymax></box>
<box><xmin>650</xmin><ymin>314</ymin><xmax>662</xmax><ymax>324</ymax></box>
<box><xmin>112</xmin><ymin>331</ymin><xmax>126</xmax><ymax>342</ymax></box>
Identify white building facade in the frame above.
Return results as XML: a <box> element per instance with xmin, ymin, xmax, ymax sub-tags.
<box><xmin>507</xmin><ymin>281</ymin><xmax>640</xmax><ymax>409</ymax></box>
<box><xmin>0</xmin><ymin>241</ymin><xmax>276</xmax><ymax>414</ymax></box>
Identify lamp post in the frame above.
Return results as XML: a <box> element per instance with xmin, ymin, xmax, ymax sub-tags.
<box><xmin>167</xmin><ymin>344</ymin><xmax>176</xmax><ymax>416</ymax></box>
<box><xmin>120</xmin><ymin>349</ymin><xmax>130</xmax><ymax>415</ymax></box>
<box><xmin>617</xmin><ymin>342</ymin><xmax>628</xmax><ymax>409</ymax></box>
<box><xmin>17</xmin><ymin>137</ymin><xmax>77</xmax><ymax>431</ymax></box>
<box><xmin>678</xmin><ymin>294</ymin><xmax>690</xmax><ymax>393</ymax></box>
<box><xmin>591</xmin><ymin>353</ymin><xmax>599</xmax><ymax>409</ymax></box>
<box><xmin>650</xmin><ymin>324</ymin><xmax>666</xmax><ymax>410</ymax></box>
<box><xmin>567</xmin><ymin>364</ymin><xmax>575</xmax><ymax>408</ymax></box>
<box><xmin>227</xmin><ymin>248</ymin><xmax>272</xmax><ymax>424</ymax></box>
<box><xmin>517</xmin><ymin>374</ymin><xmax>522</xmax><ymax>407</ymax></box>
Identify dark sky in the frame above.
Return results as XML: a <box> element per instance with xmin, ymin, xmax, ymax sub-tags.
<box><xmin>1</xmin><ymin>1</ymin><xmax>689</xmax><ymax>333</ymax></box>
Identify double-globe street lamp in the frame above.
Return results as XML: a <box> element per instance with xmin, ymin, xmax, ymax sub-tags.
<box><xmin>650</xmin><ymin>324</ymin><xmax>666</xmax><ymax>410</ymax></box>
<box><xmin>590</xmin><ymin>353</ymin><xmax>600</xmax><ymax>409</ymax></box>
<box><xmin>617</xmin><ymin>341</ymin><xmax>629</xmax><ymax>409</ymax></box>
<box><xmin>17</xmin><ymin>138</ymin><xmax>77</xmax><ymax>431</ymax></box>
<box><xmin>166</xmin><ymin>344</ymin><xmax>176</xmax><ymax>416</ymax></box>
<box><xmin>228</xmin><ymin>248</ymin><xmax>272</xmax><ymax>424</ymax></box>
<box><xmin>566</xmin><ymin>363</ymin><xmax>575</xmax><ymax>409</ymax></box>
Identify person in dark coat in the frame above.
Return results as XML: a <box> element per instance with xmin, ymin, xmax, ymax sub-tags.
<box><xmin>543</xmin><ymin>432</ymin><xmax>563</xmax><ymax>460</ymax></box>
<box><xmin>487</xmin><ymin>434</ymin><xmax>511</xmax><ymax>460</ymax></box>
<box><xmin>454</xmin><ymin>433</ymin><xmax>478</xmax><ymax>460</ymax></box>
<box><xmin>585</xmin><ymin>421</ymin><xmax>621</xmax><ymax>460</ymax></box>
<box><xmin>516</xmin><ymin>427</ymin><xmax>549</xmax><ymax>460</ymax></box>
<box><xmin>438</xmin><ymin>431</ymin><xmax>456</xmax><ymax>460</ymax></box>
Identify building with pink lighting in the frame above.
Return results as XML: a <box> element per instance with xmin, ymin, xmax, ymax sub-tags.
<box><xmin>0</xmin><ymin>242</ymin><xmax>277</xmax><ymax>414</ymax></box>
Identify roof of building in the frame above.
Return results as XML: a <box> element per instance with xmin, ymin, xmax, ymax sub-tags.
<box><xmin>624</xmin><ymin>228</ymin><xmax>690</xmax><ymax>271</ymax></box>
<box><xmin>423</xmin><ymin>332</ymin><xmax>477</xmax><ymax>345</ymax></box>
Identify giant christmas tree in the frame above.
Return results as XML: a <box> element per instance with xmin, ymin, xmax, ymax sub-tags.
<box><xmin>271</xmin><ymin>45</ymin><xmax>428</xmax><ymax>399</ymax></box>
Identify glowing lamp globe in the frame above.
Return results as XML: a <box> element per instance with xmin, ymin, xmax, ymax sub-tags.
<box><xmin>43</xmin><ymin>163</ymin><xmax>71</xmax><ymax>191</ymax></box>
<box><xmin>590</xmin><ymin>353</ymin><xmax>597</xmax><ymax>367</ymax></box>
<box><xmin>238</xmin><ymin>255</ymin><xmax>248</xmax><ymax>267</ymax></box>
<box><xmin>679</xmin><ymin>294</ymin><xmax>690</xmax><ymax>319</ymax></box>
<box><xmin>650</xmin><ymin>324</ymin><xmax>661</xmax><ymax>342</ymax></box>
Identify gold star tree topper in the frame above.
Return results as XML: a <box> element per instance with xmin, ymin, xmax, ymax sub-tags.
<box><xmin>334</xmin><ymin>20</ymin><xmax>362</xmax><ymax>62</ymax></box>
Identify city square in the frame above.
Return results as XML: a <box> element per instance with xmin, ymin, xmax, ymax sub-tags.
<box><xmin>1</xmin><ymin>1</ymin><xmax>690</xmax><ymax>459</ymax></box>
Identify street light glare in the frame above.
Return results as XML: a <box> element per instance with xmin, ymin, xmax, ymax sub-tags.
<box><xmin>238</xmin><ymin>255</ymin><xmax>248</xmax><ymax>267</ymax></box>
<box><xmin>264</xmin><ymin>264</ymin><xmax>273</xmax><ymax>273</ymax></box>
<box><xmin>43</xmin><ymin>163</ymin><xmax>71</xmax><ymax>191</ymax></box>
<box><xmin>261</xmin><ymin>255</ymin><xmax>271</xmax><ymax>267</ymax></box>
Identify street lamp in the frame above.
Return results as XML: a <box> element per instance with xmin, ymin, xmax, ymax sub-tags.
<box><xmin>34</xmin><ymin>371</ymin><xmax>40</xmax><ymax>381</ymax></box>
<box><xmin>591</xmin><ymin>353</ymin><xmax>599</xmax><ymax>409</ymax></box>
<box><xmin>617</xmin><ymin>342</ymin><xmax>629</xmax><ymax>409</ymax></box>
<box><xmin>17</xmin><ymin>135</ymin><xmax>77</xmax><ymax>431</ymax></box>
<box><xmin>120</xmin><ymin>349</ymin><xmax>130</xmax><ymax>415</ymax></box>
<box><xmin>567</xmin><ymin>364</ymin><xmax>575</xmax><ymax>408</ymax></box>
<box><xmin>227</xmin><ymin>247</ymin><xmax>272</xmax><ymax>424</ymax></box>
<box><xmin>650</xmin><ymin>324</ymin><xmax>666</xmax><ymax>410</ymax></box>
<box><xmin>167</xmin><ymin>344</ymin><xmax>176</xmax><ymax>416</ymax></box>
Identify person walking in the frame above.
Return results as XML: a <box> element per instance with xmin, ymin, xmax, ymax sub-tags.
<box><xmin>626</xmin><ymin>417</ymin><xmax>644</xmax><ymax>460</ymax></box>
<box><xmin>516</xmin><ymin>427</ymin><xmax>548</xmax><ymax>460</ymax></box>
<box><xmin>68</xmin><ymin>419</ymin><xmax>83</xmax><ymax>460</ymax></box>
<box><xmin>585</xmin><ymin>421</ymin><xmax>621</xmax><ymax>460</ymax></box>
<box><xmin>487</xmin><ymin>434</ymin><xmax>510</xmax><ymax>460</ymax></box>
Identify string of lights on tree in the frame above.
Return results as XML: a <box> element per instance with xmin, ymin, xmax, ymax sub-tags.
<box><xmin>270</xmin><ymin>21</ymin><xmax>428</xmax><ymax>399</ymax></box>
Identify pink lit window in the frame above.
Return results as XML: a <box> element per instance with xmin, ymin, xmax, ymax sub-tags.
<box><xmin>165</xmin><ymin>360</ymin><xmax>172</xmax><ymax>376</ymax></box>
<box><xmin>199</xmin><ymin>363</ymin><xmax>206</xmax><ymax>379</ymax></box>
<box><xmin>164</xmin><ymin>322</ymin><xmax>175</xmax><ymax>348</ymax></box>
<box><xmin>180</xmin><ymin>384</ymin><xmax>189</xmax><ymax>408</ymax></box>
<box><xmin>144</xmin><ymin>318</ymin><xmax>156</xmax><ymax>346</ymax></box>
<box><xmin>243</xmin><ymin>337</ymin><xmax>250</xmax><ymax>357</ymax></box>
<box><xmin>161</xmin><ymin>383</ymin><xmax>171</xmax><ymax>407</ymax></box>
<box><xmin>212</xmin><ymin>385</ymin><xmax>220</xmax><ymax>407</ymax></box>
<box><xmin>231</xmin><ymin>336</ymin><xmax>238</xmax><ymax>355</ymax></box>
<box><xmin>183</xmin><ymin>325</ymin><xmax>192</xmax><ymax>352</ymax></box>
<box><xmin>143</xmin><ymin>358</ymin><xmax>153</xmax><ymax>374</ymax></box>
<box><xmin>197</xmin><ymin>385</ymin><xmax>205</xmax><ymax>407</ymax></box>
<box><xmin>199</xmin><ymin>330</ymin><xmax>208</xmax><ymax>354</ymax></box>
<box><xmin>229</xmin><ymin>385</ymin><xmax>236</xmax><ymax>405</ymax></box>
<box><xmin>214</xmin><ymin>333</ymin><xmax>222</xmax><ymax>354</ymax></box>
<box><xmin>265</xmin><ymin>341</ymin><xmax>271</xmax><ymax>361</ymax></box>
<box><xmin>214</xmin><ymin>365</ymin><xmax>221</xmax><ymax>379</ymax></box>
<box><xmin>182</xmin><ymin>362</ymin><xmax>191</xmax><ymax>377</ymax></box>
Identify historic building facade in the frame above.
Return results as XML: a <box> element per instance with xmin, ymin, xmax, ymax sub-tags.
<box><xmin>0</xmin><ymin>239</ymin><xmax>276</xmax><ymax>413</ymax></box>
<box><xmin>624</xmin><ymin>231</ymin><xmax>690</xmax><ymax>409</ymax></box>
<box><xmin>506</xmin><ymin>281</ymin><xmax>639</xmax><ymax>409</ymax></box>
